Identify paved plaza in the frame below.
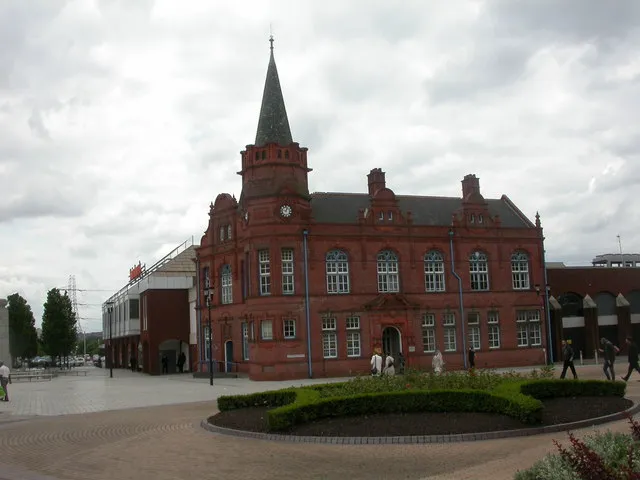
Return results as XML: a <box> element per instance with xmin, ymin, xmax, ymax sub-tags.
<box><xmin>0</xmin><ymin>364</ymin><xmax>637</xmax><ymax>480</ymax></box>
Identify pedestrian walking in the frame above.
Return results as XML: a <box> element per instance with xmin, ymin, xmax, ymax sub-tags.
<box><xmin>0</xmin><ymin>361</ymin><xmax>11</xmax><ymax>402</ymax></box>
<box><xmin>621</xmin><ymin>336</ymin><xmax>640</xmax><ymax>382</ymax></box>
<box><xmin>598</xmin><ymin>337</ymin><xmax>620</xmax><ymax>381</ymax></box>
<box><xmin>383</xmin><ymin>353</ymin><xmax>395</xmax><ymax>376</ymax></box>
<box><xmin>161</xmin><ymin>354</ymin><xmax>168</xmax><ymax>374</ymax></box>
<box><xmin>370</xmin><ymin>350</ymin><xmax>382</xmax><ymax>376</ymax></box>
<box><xmin>468</xmin><ymin>347</ymin><xmax>476</xmax><ymax>369</ymax></box>
<box><xmin>559</xmin><ymin>339</ymin><xmax>578</xmax><ymax>379</ymax></box>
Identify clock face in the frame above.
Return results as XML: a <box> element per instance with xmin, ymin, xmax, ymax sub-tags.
<box><xmin>280</xmin><ymin>204</ymin><xmax>292</xmax><ymax>218</ymax></box>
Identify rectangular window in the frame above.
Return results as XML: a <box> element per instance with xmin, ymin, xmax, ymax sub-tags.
<box><xmin>219</xmin><ymin>226</ymin><xmax>225</xmax><ymax>242</ymax></box>
<box><xmin>422</xmin><ymin>313</ymin><xmax>436</xmax><ymax>353</ymax></box>
<box><xmin>516</xmin><ymin>310</ymin><xmax>542</xmax><ymax>347</ymax></box>
<box><xmin>261</xmin><ymin>319</ymin><xmax>273</xmax><ymax>340</ymax></box>
<box><xmin>443</xmin><ymin>313</ymin><xmax>456</xmax><ymax>352</ymax></box>
<box><xmin>142</xmin><ymin>295</ymin><xmax>148</xmax><ymax>331</ymax></box>
<box><xmin>226</xmin><ymin>224</ymin><xmax>232</xmax><ymax>240</ymax></box>
<box><xmin>241</xmin><ymin>322</ymin><xmax>249</xmax><ymax>361</ymax></box>
<box><xmin>487</xmin><ymin>311</ymin><xmax>500</xmax><ymax>349</ymax></box>
<box><xmin>467</xmin><ymin>312</ymin><xmax>481</xmax><ymax>350</ymax></box>
<box><xmin>322</xmin><ymin>316</ymin><xmax>337</xmax><ymax>358</ymax></box>
<box><xmin>346</xmin><ymin>316</ymin><xmax>360</xmax><ymax>357</ymax></box>
<box><xmin>258</xmin><ymin>249</ymin><xmax>271</xmax><ymax>296</ymax></box>
<box><xmin>283</xmin><ymin>319</ymin><xmax>296</xmax><ymax>339</ymax></box>
<box><xmin>281</xmin><ymin>248</ymin><xmax>295</xmax><ymax>295</ymax></box>
<box><xmin>221</xmin><ymin>268</ymin><xmax>233</xmax><ymax>305</ymax></box>
<box><xmin>129</xmin><ymin>298</ymin><xmax>140</xmax><ymax>319</ymax></box>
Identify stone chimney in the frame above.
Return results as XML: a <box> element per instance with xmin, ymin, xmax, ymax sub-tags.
<box><xmin>461</xmin><ymin>174</ymin><xmax>482</xmax><ymax>201</ymax></box>
<box><xmin>367</xmin><ymin>168</ymin><xmax>386</xmax><ymax>196</ymax></box>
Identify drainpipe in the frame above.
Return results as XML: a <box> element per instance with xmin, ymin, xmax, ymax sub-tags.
<box><xmin>195</xmin><ymin>256</ymin><xmax>203</xmax><ymax>370</ymax></box>
<box><xmin>541</xmin><ymin>241</ymin><xmax>554</xmax><ymax>364</ymax></box>
<box><xmin>303</xmin><ymin>229</ymin><xmax>313</xmax><ymax>378</ymax></box>
<box><xmin>449</xmin><ymin>229</ymin><xmax>468</xmax><ymax>369</ymax></box>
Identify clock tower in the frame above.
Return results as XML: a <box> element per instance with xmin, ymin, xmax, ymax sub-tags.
<box><xmin>237</xmin><ymin>37</ymin><xmax>312</xmax><ymax>224</ymax></box>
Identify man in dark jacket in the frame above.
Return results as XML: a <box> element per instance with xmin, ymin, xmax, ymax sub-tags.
<box><xmin>560</xmin><ymin>339</ymin><xmax>578</xmax><ymax>379</ymax></box>
<box><xmin>599</xmin><ymin>337</ymin><xmax>620</xmax><ymax>381</ymax></box>
<box><xmin>621</xmin><ymin>336</ymin><xmax>640</xmax><ymax>382</ymax></box>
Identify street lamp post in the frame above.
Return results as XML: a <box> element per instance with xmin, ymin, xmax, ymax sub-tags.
<box><xmin>203</xmin><ymin>279</ymin><xmax>214</xmax><ymax>386</ymax></box>
<box><xmin>106</xmin><ymin>302</ymin><xmax>114</xmax><ymax>378</ymax></box>
<box><xmin>535</xmin><ymin>284</ymin><xmax>553</xmax><ymax>364</ymax></box>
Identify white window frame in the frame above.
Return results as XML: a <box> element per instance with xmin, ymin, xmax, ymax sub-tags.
<box><xmin>261</xmin><ymin>319</ymin><xmax>273</xmax><ymax>341</ymax></box>
<box><xmin>424</xmin><ymin>250</ymin><xmax>446</xmax><ymax>292</ymax></box>
<box><xmin>281</xmin><ymin>248</ymin><xmax>295</xmax><ymax>295</ymax></box>
<box><xmin>322</xmin><ymin>316</ymin><xmax>337</xmax><ymax>358</ymax></box>
<box><xmin>345</xmin><ymin>316</ymin><xmax>360</xmax><ymax>357</ymax></box>
<box><xmin>422</xmin><ymin>313</ymin><xmax>436</xmax><ymax>353</ymax></box>
<box><xmin>220</xmin><ymin>264</ymin><xmax>233</xmax><ymax>305</ymax></box>
<box><xmin>377</xmin><ymin>250</ymin><xmax>400</xmax><ymax>293</ymax></box>
<box><xmin>511</xmin><ymin>252</ymin><xmax>530</xmax><ymax>290</ymax></box>
<box><xmin>258</xmin><ymin>249</ymin><xmax>271</xmax><ymax>296</ymax></box>
<box><xmin>326</xmin><ymin>250</ymin><xmax>350</xmax><ymax>294</ymax></box>
<box><xmin>516</xmin><ymin>310</ymin><xmax>542</xmax><ymax>347</ymax></box>
<box><xmin>487</xmin><ymin>311</ymin><xmax>500</xmax><ymax>349</ymax></box>
<box><xmin>443</xmin><ymin>312</ymin><xmax>456</xmax><ymax>352</ymax></box>
<box><xmin>467</xmin><ymin>312</ymin><xmax>481</xmax><ymax>350</ymax></box>
<box><xmin>469</xmin><ymin>251</ymin><xmax>489</xmax><ymax>291</ymax></box>
<box><xmin>283</xmin><ymin>319</ymin><xmax>296</xmax><ymax>339</ymax></box>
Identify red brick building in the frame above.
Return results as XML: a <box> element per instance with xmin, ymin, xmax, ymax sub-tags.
<box><xmin>195</xmin><ymin>40</ymin><xmax>550</xmax><ymax>380</ymax></box>
<box><xmin>103</xmin><ymin>239</ymin><xmax>197</xmax><ymax>375</ymax></box>
<box><xmin>546</xmin><ymin>261</ymin><xmax>640</xmax><ymax>361</ymax></box>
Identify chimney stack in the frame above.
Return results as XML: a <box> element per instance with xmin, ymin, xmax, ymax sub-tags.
<box><xmin>461</xmin><ymin>174</ymin><xmax>482</xmax><ymax>201</ymax></box>
<box><xmin>367</xmin><ymin>168</ymin><xmax>386</xmax><ymax>196</ymax></box>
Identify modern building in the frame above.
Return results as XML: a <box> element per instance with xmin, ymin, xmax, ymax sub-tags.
<box><xmin>102</xmin><ymin>238</ymin><xmax>198</xmax><ymax>375</ymax></box>
<box><xmin>592</xmin><ymin>253</ymin><xmax>640</xmax><ymax>268</ymax></box>
<box><xmin>0</xmin><ymin>299</ymin><xmax>12</xmax><ymax>368</ymax></box>
<box><xmin>547</xmin><ymin>259</ymin><xmax>640</xmax><ymax>360</ymax></box>
<box><xmin>194</xmin><ymin>39</ymin><xmax>549</xmax><ymax>381</ymax></box>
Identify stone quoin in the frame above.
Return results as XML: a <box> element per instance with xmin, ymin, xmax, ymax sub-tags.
<box><xmin>195</xmin><ymin>38</ymin><xmax>549</xmax><ymax>381</ymax></box>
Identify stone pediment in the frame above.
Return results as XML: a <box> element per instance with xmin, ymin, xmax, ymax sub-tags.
<box><xmin>363</xmin><ymin>294</ymin><xmax>419</xmax><ymax>311</ymax></box>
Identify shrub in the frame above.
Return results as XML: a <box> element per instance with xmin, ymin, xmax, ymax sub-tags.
<box><xmin>217</xmin><ymin>389</ymin><xmax>298</xmax><ymax>411</ymax></box>
<box><xmin>520</xmin><ymin>379</ymin><xmax>626</xmax><ymax>400</ymax></box>
<box><xmin>267</xmin><ymin>389</ymin><xmax>543</xmax><ymax>431</ymax></box>
<box><xmin>515</xmin><ymin>416</ymin><xmax>640</xmax><ymax>479</ymax></box>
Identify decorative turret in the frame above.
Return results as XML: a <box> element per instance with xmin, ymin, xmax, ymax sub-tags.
<box><xmin>238</xmin><ymin>37</ymin><xmax>312</xmax><ymax>212</ymax></box>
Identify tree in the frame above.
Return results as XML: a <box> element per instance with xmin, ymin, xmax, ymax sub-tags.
<box><xmin>41</xmin><ymin>288</ymin><xmax>78</xmax><ymax>360</ymax></box>
<box><xmin>6</xmin><ymin>293</ymin><xmax>39</xmax><ymax>362</ymax></box>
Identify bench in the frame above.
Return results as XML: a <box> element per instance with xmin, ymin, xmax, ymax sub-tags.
<box><xmin>55</xmin><ymin>370</ymin><xmax>88</xmax><ymax>376</ymax></box>
<box><xmin>11</xmin><ymin>373</ymin><xmax>54</xmax><ymax>382</ymax></box>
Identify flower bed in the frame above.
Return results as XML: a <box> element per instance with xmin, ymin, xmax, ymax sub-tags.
<box><xmin>213</xmin><ymin>370</ymin><xmax>627</xmax><ymax>435</ymax></box>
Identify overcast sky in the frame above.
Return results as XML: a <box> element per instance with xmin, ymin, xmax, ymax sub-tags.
<box><xmin>1</xmin><ymin>0</ymin><xmax>639</xmax><ymax>333</ymax></box>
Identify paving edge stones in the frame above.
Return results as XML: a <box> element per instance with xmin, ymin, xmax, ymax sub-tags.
<box><xmin>200</xmin><ymin>399</ymin><xmax>640</xmax><ymax>445</ymax></box>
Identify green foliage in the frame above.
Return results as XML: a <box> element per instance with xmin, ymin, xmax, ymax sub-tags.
<box><xmin>41</xmin><ymin>288</ymin><xmax>78</xmax><ymax>358</ymax></box>
<box><xmin>520</xmin><ymin>379</ymin><xmax>626</xmax><ymax>399</ymax></box>
<box><xmin>6</xmin><ymin>293</ymin><xmax>38</xmax><ymax>361</ymax></box>
<box><xmin>215</xmin><ymin>374</ymin><xmax>627</xmax><ymax>435</ymax></box>
<box><xmin>515</xmin><ymin>424</ymin><xmax>640</xmax><ymax>479</ymax></box>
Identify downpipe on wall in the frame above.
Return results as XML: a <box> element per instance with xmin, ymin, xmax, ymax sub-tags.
<box><xmin>303</xmin><ymin>229</ymin><xmax>313</xmax><ymax>378</ymax></box>
<box><xmin>449</xmin><ymin>229</ymin><xmax>468</xmax><ymax>369</ymax></box>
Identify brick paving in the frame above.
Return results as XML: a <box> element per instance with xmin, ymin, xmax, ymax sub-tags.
<box><xmin>0</xmin><ymin>363</ymin><xmax>636</xmax><ymax>480</ymax></box>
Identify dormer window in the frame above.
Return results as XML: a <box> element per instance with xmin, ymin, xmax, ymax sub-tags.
<box><xmin>284</xmin><ymin>150</ymin><xmax>289</xmax><ymax>159</ymax></box>
<box><xmin>277</xmin><ymin>149</ymin><xmax>282</xmax><ymax>158</ymax></box>
<box><xmin>470</xmin><ymin>214</ymin><xmax>475</xmax><ymax>224</ymax></box>
<box><xmin>219</xmin><ymin>226</ymin><xmax>225</xmax><ymax>241</ymax></box>
<box><xmin>261</xmin><ymin>150</ymin><xmax>266</xmax><ymax>160</ymax></box>
<box><xmin>378</xmin><ymin>211</ymin><xmax>384</xmax><ymax>221</ymax></box>
<box><xmin>388</xmin><ymin>211</ymin><xmax>393</xmax><ymax>221</ymax></box>
<box><xmin>255</xmin><ymin>152</ymin><xmax>259</xmax><ymax>160</ymax></box>
<box><xmin>227</xmin><ymin>224</ymin><xmax>232</xmax><ymax>239</ymax></box>
<box><xmin>478</xmin><ymin>214</ymin><xmax>483</xmax><ymax>224</ymax></box>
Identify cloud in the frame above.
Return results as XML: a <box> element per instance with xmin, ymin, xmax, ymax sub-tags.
<box><xmin>1</xmin><ymin>0</ymin><xmax>639</xmax><ymax>331</ymax></box>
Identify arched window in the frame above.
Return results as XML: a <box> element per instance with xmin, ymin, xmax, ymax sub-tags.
<box><xmin>220</xmin><ymin>264</ymin><xmax>233</xmax><ymax>304</ymax></box>
<box><xmin>511</xmin><ymin>252</ymin><xmax>530</xmax><ymax>290</ymax></box>
<box><xmin>469</xmin><ymin>251</ymin><xmax>489</xmax><ymax>291</ymax></box>
<box><xmin>424</xmin><ymin>251</ymin><xmax>445</xmax><ymax>292</ymax></box>
<box><xmin>326</xmin><ymin>250</ymin><xmax>349</xmax><ymax>294</ymax></box>
<box><xmin>377</xmin><ymin>250</ymin><xmax>399</xmax><ymax>293</ymax></box>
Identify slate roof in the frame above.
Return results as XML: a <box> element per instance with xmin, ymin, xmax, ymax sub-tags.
<box><xmin>254</xmin><ymin>39</ymin><xmax>293</xmax><ymax>147</ymax></box>
<box><xmin>309</xmin><ymin>192</ymin><xmax>533</xmax><ymax>228</ymax></box>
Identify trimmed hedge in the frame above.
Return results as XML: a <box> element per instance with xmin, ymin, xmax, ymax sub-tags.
<box><xmin>215</xmin><ymin>378</ymin><xmax>627</xmax><ymax>432</ymax></box>
<box><xmin>267</xmin><ymin>389</ymin><xmax>543</xmax><ymax>431</ymax></box>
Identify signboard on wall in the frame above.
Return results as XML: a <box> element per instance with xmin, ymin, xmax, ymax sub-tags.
<box><xmin>129</xmin><ymin>262</ymin><xmax>146</xmax><ymax>281</ymax></box>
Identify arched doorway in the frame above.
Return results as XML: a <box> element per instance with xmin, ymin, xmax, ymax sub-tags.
<box><xmin>224</xmin><ymin>340</ymin><xmax>233</xmax><ymax>373</ymax></box>
<box><xmin>382</xmin><ymin>327</ymin><xmax>402</xmax><ymax>359</ymax></box>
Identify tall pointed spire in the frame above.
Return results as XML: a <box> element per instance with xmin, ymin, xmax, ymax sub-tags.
<box><xmin>254</xmin><ymin>36</ymin><xmax>293</xmax><ymax>147</ymax></box>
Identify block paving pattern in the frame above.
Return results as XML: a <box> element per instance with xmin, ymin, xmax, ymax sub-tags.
<box><xmin>0</xmin><ymin>364</ymin><xmax>636</xmax><ymax>480</ymax></box>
